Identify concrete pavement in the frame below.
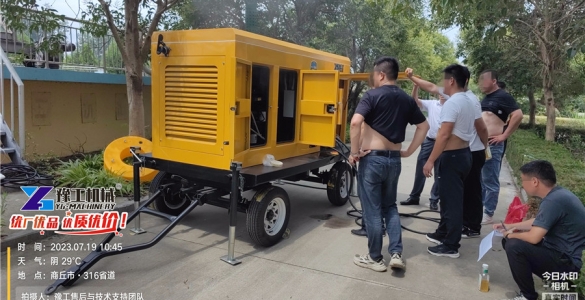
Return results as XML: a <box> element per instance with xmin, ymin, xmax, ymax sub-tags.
<box><xmin>1</xmin><ymin>125</ymin><xmax>531</xmax><ymax>300</ymax></box>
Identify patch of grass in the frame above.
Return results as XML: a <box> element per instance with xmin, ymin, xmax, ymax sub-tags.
<box><xmin>519</xmin><ymin>123</ymin><xmax>585</xmax><ymax>161</ymax></box>
<box><xmin>51</xmin><ymin>152</ymin><xmax>149</xmax><ymax>199</ymax></box>
<box><xmin>576</xmin><ymin>250</ymin><xmax>585</xmax><ymax>298</ymax></box>
<box><xmin>522</xmin><ymin>115</ymin><xmax>585</xmax><ymax>129</ymax></box>
<box><xmin>577</xmin><ymin>250</ymin><xmax>585</xmax><ymax>298</ymax></box>
<box><xmin>506</xmin><ymin>129</ymin><xmax>585</xmax><ymax>204</ymax></box>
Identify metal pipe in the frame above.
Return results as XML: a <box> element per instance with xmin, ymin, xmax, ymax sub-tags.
<box><xmin>1</xmin><ymin>60</ymin><xmax>4</xmax><ymax>116</ymax></box>
<box><xmin>17</xmin><ymin>79</ymin><xmax>24</xmax><ymax>153</ymax></box>
<box><xmin>221</xmin><ymin>161</ymin><xmax>242</xmax><ymax>265</ymax></box>
<box><xmin>350</xmin><ymin>162</ymin><xmax>358</xmax><ymax>197</ymax></box>
<box><xmin>130</xmin><ymin>146</ymin><xmax>146</xmax><ymax>234</ymax></box>
<box><xmin>0</xmin><ymin>47</ymin><xmax>24</xmax><ymax>152</ymax></box>
<box><xmin>10</xmin><ymin>75</ymin><xmax>13</xmax><ymax>130</ymax></box>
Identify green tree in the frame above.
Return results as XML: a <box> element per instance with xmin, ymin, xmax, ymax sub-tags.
<box><xmin>457</xmin><ymin>25</ymin><xmax>541</xmax><ymax>126</ymax></box>
<box><xmin>67</xmin><ymin>41</ymin><xmax>99</xmax><ymax>67</ymax></box>
<box><xmin>79</xmin><ymin>0</ymin><xmax>184</xmax><ymax>137</ymax></box>
<box><xmin>1</xmin><ymin>1</ymin><xmax>66</xmax><ymax>64</ymax></box>
<box><xmin>427</xmin><ymin>0</ymin><xmax>585</xmax><ymax>141</ymax></box>
<box><xmin>172</xmin><ymin>0</ymin><xmax>456</xmax><ymax>118</ymax></box>
<box><xmin>2</xmin><ymin>0</ymin><xmax>185</xmax><ymax>137</ymax></box>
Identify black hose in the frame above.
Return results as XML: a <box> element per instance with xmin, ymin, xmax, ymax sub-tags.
<box><xmin>281</xmin><ymin>137</ymin><xmax>442</xmax><ymax>235</ymax></box>
<box><xmin>0</xmin><ymin>164</ymin><xmax>54</xmax><ymax>188</ymax></box>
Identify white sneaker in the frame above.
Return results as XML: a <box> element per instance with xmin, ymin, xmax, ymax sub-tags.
<box><xmin>389</xmin><ymin>252</ymin><xmax>406</xmax><ymax>270</ymax></box>
<box><xmin>481</xmin><ymin>213</ymin><xmax>493</xmax><ymax>225</ymax></box>
<box><xmin>353</xmin><ymin>254</ymin><xmax>387</xmax><ymax>272</ymax></box>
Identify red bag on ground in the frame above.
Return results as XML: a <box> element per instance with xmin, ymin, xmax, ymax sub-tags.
<box><xmin>504</xmin><ymin>196</ymin><xmax>529</xmax><ymax>224</ymax></box>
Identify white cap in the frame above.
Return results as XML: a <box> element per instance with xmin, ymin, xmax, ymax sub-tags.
<box><xmin>482</xmin><ymin>264</ymin><xmax>489</xmax><ymax>269</ymax></box>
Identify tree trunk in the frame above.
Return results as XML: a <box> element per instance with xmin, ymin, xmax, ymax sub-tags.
<box><xmin>122</xmin><ymin>0</ymin><xmax>145</xmax><ymax>137</ymax></box>
<box><xmin>126</xmin><ymin>72</ymin><xmax>145</xmax><ymax>137</ymax></box>
<box><xmin>528</xmin><ymin>88</ymin><xmax>536</xmax><ymax>128</ymax></box>
<box><xmin>542</xmin><ymin>70</ymin><xmax>556</xmax><ymax>141</ymax></box>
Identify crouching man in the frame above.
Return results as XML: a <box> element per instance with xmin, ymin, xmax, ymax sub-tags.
<box><xmin>495</xmin><ymin>160</ymin><xmax>585</xmax><ymax>300</ymax></box>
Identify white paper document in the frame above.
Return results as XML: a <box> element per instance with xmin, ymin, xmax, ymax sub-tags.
<box><xmin>478</xmin><ymin>230</ymin><xmax>504</xmax><ymax>262</ymax></box>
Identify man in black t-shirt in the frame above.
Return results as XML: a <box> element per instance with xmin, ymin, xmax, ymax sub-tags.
<box><xmin>497</xmin><ymin>81</ymin><xmax>510</xmax><ymax>162</ymax></box>
<box><xmin>478</xmin><ymin>70</ymin><xmax>523</xmax><ymax>225</ymax></box>
<box><xmin>349</xmin><ymin>56</ymin><xmax>429</xmax><ymax>272</ymax></box>
<box><xmin>494</xmin><ymin>160</ymin><xmax>585</xmax><ymax>300</ymax></box>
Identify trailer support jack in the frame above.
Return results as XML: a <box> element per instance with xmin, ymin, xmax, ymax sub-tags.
<box><xmin>44</xmin><ymin>157</ymin><xmax>201</xmax><ymax>295</ymax></box>
<box><xmin>220</xmin><ymin>161</ymin><xmax>243</xmax><ymax>266</ymax></box>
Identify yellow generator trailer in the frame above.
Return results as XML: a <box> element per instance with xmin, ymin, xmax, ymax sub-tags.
<box><xmin>150</xmin><ymin>28</ymin><xmax>356</xmax><ymax>170</ymax></box>
<box><xmin>142</xmin><ymin>28</ymin><xmax>369</xmax><ymax>242</ymax></box>
<box><xmin>45</xmin><ymin>28</ymin><xmax>416</xmax><ymax>294</ymax></box>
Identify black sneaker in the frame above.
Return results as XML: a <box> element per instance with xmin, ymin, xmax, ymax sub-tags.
<box><xmin>427</xmin><ymin>244</ymin><xmax>460</xmax><ymax>258</ymax></box>
<box><xmin>461</xmin><ymin>227</ymin><xmax>480</xmax><ymax>238</ymax></box>
<box><xmin>425</xmin><ymin>232</ymin><xmax>444</xmax><ymax>245</ymax></box>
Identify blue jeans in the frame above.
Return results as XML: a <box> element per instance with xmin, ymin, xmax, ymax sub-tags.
<box><xmin>410</xmin><ymin>137</ymin><xmax>440</xmax><ymax>202</ymax></box>
<box><xmin>481</xmin><ymin>142</ymin><xmax>505</xmax><ymax>217</ymax></box>
<box><xmin>357</xmin><ymin>153</ymin><xmax>402</xmax><ymax>261</ymax></box>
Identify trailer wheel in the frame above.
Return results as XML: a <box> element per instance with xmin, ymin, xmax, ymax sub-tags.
<box><xmin>326</xmin><ymin>161</ymin><xmax>352</xmax><ymax>206</ymax></box>
<box><xmin>150</xmin><ymin>171</ymin><xmax>191</xmax><ymax>216</ymax></box>
<box><xmin>247</xmin><ymin>186</ymin><xmax>291</xmax><ymax>247</ymax></box>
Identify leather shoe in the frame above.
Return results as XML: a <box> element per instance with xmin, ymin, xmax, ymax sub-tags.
<box><xmin>351</xmin><ymin>227</ymin><xmax>386</xmax><ymax>237</ymax></box>
<box><xmin>400</xmin><ymin>197</ymin><xmax>420</xmax><ymax>205</ymax></box>
<box><xmin>429</xmin><ymin>202</ymin><xmax>439</xmax><ymax>211</ymax></box>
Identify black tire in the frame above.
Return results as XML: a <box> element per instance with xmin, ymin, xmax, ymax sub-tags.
<box><xmin>246</xmin><ymin>186</ymin><xmax>291</xmax><ymax>247</ymax></box>
<box><xmin>326</xmin><ymin>161</ymin><xmax>353</xmax><ymax>206</ymax></box>
<box><xmin>150</xmin><ymin>171</ymin><xmax>191</xmax><ymax>216</ymax></box>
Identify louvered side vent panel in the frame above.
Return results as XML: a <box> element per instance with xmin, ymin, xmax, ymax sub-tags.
<box><xmin>164</xmin><ymin>66</ymin><xmax>219</xmax><ymax>144</ymax></box>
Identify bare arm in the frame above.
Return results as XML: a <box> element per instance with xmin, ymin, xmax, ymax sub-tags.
<box><xmin>409</xmin><ymin>76</ymin><xmax>440</xmax><ymax>95</ymax></box>
<box><xmin>412</xmin><ymin>85</ymin><xmax>423</xmax><ymax>108</ymax></box>
<box><xmin>402</xmin><ymin>120</ymin><xmax>429</xmax><ymax>157</ymax></box>
<box><xmin>499</xmin><ymin>218</ymin><xmax>535</xmax><ymax>231</ymax></box>
<box><xmin>359</xmin><ymin>123</ymin><xmax>365</xmax><ymax>147</ymax></box>
<box><xmin>505</xmin><ymin>219</ymin><xmax>547</xmax><ymax>245</ymax></box>
<box><xmin>502</xmin><ymin>109</ymin><xmax>524</xmax><ymax>138</ymax></box>
<box><xmin>350</xmin><ymin>114</ymin><xmax>365</xmax><ymax>155</ymax></box>
<box><xmin>499</xmin><ymin>218</ymin><xmax>534</xmax><ymax>231</ymax></box>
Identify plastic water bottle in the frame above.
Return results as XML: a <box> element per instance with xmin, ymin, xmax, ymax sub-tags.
<box><xmin>479</xmin><ymin>264</ymin><xmax>490</xmax><ymax>292</ymax></box>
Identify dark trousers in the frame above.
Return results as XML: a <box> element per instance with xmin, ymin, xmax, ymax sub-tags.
<box><xmin>502</xmin><ymin>238</ymin><xmax>579</xmax><ymax>300</ymax></box>
<box><xmin>434</xmin><ymin>148</ymin><xmax>472</xmax><ymax>251</ymax></box>
<box><xmin>463</xmin><ymin>150</ymin><xmax>486</xmax><ymax>232</ymax></box>
<box><xmin>409</xmin><ymin>137</ymin><xmax>440</xmax><ymax>202</ymax></box>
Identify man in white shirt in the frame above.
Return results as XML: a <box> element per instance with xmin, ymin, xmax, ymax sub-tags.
<box><xmin>406</xmin><ymin>67</ymin><xmax>489</xmax><ymax>240</ymax></box>
<box><xmin>408</xmin><ymin>64</ymin><xmax>485</xmax><ymax>258</ymax></box>
<box><xmin>400</xmin><ymin>83</ymin><xmax>443</xmax><ymax>211</ymax></box>
<box><xmin>460</xmin><ymin>67</ymin><xmax>489</xmax><ymax>238</ymax></box>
